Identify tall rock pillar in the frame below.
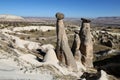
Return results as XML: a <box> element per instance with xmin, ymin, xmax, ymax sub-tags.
<box><xmin>79</xmin><ymin>18</ymin><xmax>93</xmax><ymax>69</ymax></box>
<box><xmin>55</xmin><ymin>12</ymin><xmax>77</xmax><ymax>71</ymax></box>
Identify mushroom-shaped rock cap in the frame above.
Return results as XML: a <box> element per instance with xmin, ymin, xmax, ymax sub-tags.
<box><xmin>81</xmin><ymin>18</ymin><xmax>91</xmax><ymax>23</ymax></box>
<box><xmin>55</xmin><ymin>12</ymin><xmax>64</xmax><ymax>20</ymax></box>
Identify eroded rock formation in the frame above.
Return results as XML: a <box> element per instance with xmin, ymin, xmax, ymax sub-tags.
<box><xmin>71</xmin><ymin>31</ymin><xmax>81</xmax><ymax>61</ymax></box>
<box><xmin>55</xmin><ymin>12</ymin><xmax>77</xmax><ymax>71</ymax></box>
<box><xmin>79</xmin><ymin>18</ymin><xmax>93</xmax><ymax>69</ymax></box>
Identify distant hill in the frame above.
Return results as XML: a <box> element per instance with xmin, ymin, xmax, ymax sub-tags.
<box><xmin>92</xmin><ymin>17</ymin><xmax>120</xmax><ymax>27</ymax></box>
<box><xmin>23</xmin><ymin>16</ymin><xmax>120</xmax><ymax>27</ymax></box>
<box><xmin>0</xmin><ymin>14</ymin><xmax>24</xmax><ymax>21</ymax></box>
<box><xmin>0</xmin><ymin>15</ymin><xmax>120</xmax><ymax>27</ymax></box>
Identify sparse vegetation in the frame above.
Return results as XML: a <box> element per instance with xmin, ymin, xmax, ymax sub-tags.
<box><xmin>0</xmin><ymin>14</ymin><xmax>120</xmax><ymax>80</ymax></box>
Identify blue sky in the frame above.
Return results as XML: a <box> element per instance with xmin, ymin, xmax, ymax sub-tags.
<box><xmin>0</xmin><ymin>0</ymin><xmax>120</xmax><ymax>18</ymax></box>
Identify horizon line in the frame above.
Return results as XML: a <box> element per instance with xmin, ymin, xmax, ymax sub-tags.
<box><xmin>0</xmin><ymin>14</ymin><xmax>120</xmax><ymax>19</ymax></box>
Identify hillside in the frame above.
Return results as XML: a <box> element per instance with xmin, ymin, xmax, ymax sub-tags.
<box><xmin>0</xmin><ymin>14</ymin><xmax>24</xmax><ymax>21</ymax></box>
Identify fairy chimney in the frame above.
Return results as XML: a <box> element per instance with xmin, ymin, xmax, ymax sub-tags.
<box><xmin>71</xmin><ymin>31</ymin><xmax>81</xmax><ymax>61</ymax></box>
<box><xmin>55</xmin><ymin>12</ymin><xmax>77</xmax><ymax>71</ymax></box>
<box><xmin>79</xmin><ymin>18</ymin><xmax>93</xmax><ymax>69</ymax></box>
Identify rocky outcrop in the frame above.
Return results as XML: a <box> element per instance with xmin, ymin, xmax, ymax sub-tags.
<box><xmin>79</xmin><ymin>18</ymin><xmax>93</xmax><ymax>69</ymax></box>
<box><xmin>71</xmin><ymin>31</ymin><xmax>81</xmax><ymax>61</ymax></box>
<box><xmin>100</xmin><ymin>39</ymin><xmax>114</xmax><ymax>47</ymax></box>
<box><xmin>80</xmin><ymin>70</ymin><xmax>109</xmax><ymax>80</ymax></box>
<box><xmin>92</xmin><ymin>30</ymin><xmax>120</xmax><ymax>49</ymax></box>
<box><xmin>55</xmin><ymin>12</ymin><xmax>77</xmax><ymax>71</ymax></box>
<box><xmin>43</xmin><ymin>46</ymin><xmax>59</xmax><ymax>64</ymax></box>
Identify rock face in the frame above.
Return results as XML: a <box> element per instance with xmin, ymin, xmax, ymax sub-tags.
<box><xmin>43</xmin><ymin>48</ymin><xmax>59</xmax><ymax>64</ymax></box>
<box><xmin>79</xmin><ymin>18</ymin><xmax>93</xmax><ymax>68</ymax></box>
<box><xmin>55</xmin><ymin>12</ymin><xmax>77</xmax><ymax>71</ymax></box>
<box><xmin>100</xmin><ymin>39</ymin><xmax>113</xmax><ymax>47</ymax></box>
<box><xmin>92</xmin><ymin>30</ymin><xmax>120</xmax><ymax>49</ymax></box>
<box><xmin>80</xmin><ymin>70</ymin><xmax>108</xmax><ymax>80</ymax></box>
<box><xmin>71</xmin><ymin>31</ymin><xmax>81</xmax><ymax>61</ymax></box>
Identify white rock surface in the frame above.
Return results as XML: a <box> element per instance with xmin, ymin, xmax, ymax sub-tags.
<box><xmin>43</xmin><ymin>48</ymin><xmax>59</xmax><ymax>64</ymax></box>
<box><xmin>99</xmin><ymin>70</ymin><xmax>108</xmax><ymax>80</ymax></box>
<box><xmin>0</xmin><ymin>49</ymin><xmax>53</xmax><ymax>80</ymax></box>
<box><xmin>13</xmin><ymin>26</ymin><xmax>56</xmax><ymax>32</ymax></box>
<box><xmin>0</xmin><ymin>59</ymin><xmax>53</xmax><ymax>80</ymax></box>
<box><xmin>0</xmin><ymin>14</ymin><xmax>24</xmax><ymax>20</ymax></box>
<box><xmin>41</xmin><ymin>44</ymin><xmax>55</xmax><ymax>51</ymax></box>
<box><xmin>0</xmin><ymin>25</ymin><xmax>87</xmax><ymax>79</ymax></box>
<box><xmin>19</xmin><ymin>54</ymin><xmax>42</xmax><ymax>66</ymax></box>
<box><xmin>3</xmin><ymin>33</ymin><xmax>41</xmax><ymax>50</ymax></box>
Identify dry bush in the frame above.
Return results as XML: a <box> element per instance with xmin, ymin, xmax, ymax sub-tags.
<box><xmin>30</xmin><ymin>29</ymin><xmax>36</xmax><ymax>33</ymax></box>
<box><xmin>27</xmin><ymin>36</ymin><xmax>30</xmax><ymax>39</ymax></box>
<box><xmin>20</xmin><ymin>36</ymin><xmax>25</xmax><ymax>40</ymax></box>
<box><xmin>36</xmin><ymin>37</ymin><xmax>39</xmax><ymax>41</ymax></box>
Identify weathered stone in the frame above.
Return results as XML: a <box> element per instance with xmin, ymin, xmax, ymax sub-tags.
<box><xmin>55</xmin><ymin>13</ymin><xmax>77</xmax><ymax>71</ymax></box>
<box><xmin>43</xmin><ymin>48</ymin><xmax>59</xmax><ymax>64</ymax></box>
<box><xmin>106</xmin><ymin>40</ymin><xmax>114</xmax><ymax>47</ymax></box>
<box><xmin>55</xmin><ymin>12</ymin><xmax>64</xmax><ymax>20</ymax></box>
<box><xmin>100</xmin><ymin>38</ymin><xmax>114</xmax><ymax>48</ymax></box>
<box><xmin>79</xmin><ymin>18</ymin><xmax>93</xmax><ymax>68</ymax></box>
<box><xmin>80</xmin><ymin>70</ymin><xmax>101</xmax><ymax>80</ymax></box>
<box><xmin>71</xmin><ymin>31</ymin><xmax>81</xmax><ymax>61</ymax></box>
<box><xmin>81</xmin><ymin>18</ymin><xmax>91</xmax><ymax>23</ymax></box>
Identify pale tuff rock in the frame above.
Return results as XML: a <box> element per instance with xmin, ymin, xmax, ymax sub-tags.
<box><xmin>79</xmin><ymin>18</ymin><xmax>93</xmax><ymax>68</ymax></box>
<box><xmin>55</xmin><ymin>12</ymin><xmax>77</xmax><ymax>71</ymax></box>
<box><xmin>19</xmin><ymin>54</ymin><xmax>42</xmax><ymax>66</ymax></box>
<box><xmin>41</xmin><ymin>44</ymin><xmax>55</xmax><ymax>52</ymax></box>
<box><xmin>71</xmin><ymin>31</ymin><xmax>86</xmax><ymax>71</ymax></box>
<box><xmin>99</xmin><ymin>70</ymin><xmax>108</xmax><ymax>80</ymax></box>
<box><xmin>43</xmin><ymin>46</ymin><xmax>59</xmax><ymax>64</ymax></box>
<box><xmin>0</xmin><ymin>14</ymin><xmax>24</xmax><ymax>21</ymax></box>
<box><xmin>0</xmin><ymin>13</ymin><xmax>116</xmax><ymax>80</ymax></box>
<box><xmin>12</xmin><ymin>26</ymin><xmax>55</xmax><ymax>32</ymax></box>
<box><xmin>71</xmin><ymin>31</ymin><xmax>81</xmax><ymax>61</ymax></box>
<box><xmin>3</xmin><ymin>33</ymin><xmax>41</xmax><ymax>50</ymax></box>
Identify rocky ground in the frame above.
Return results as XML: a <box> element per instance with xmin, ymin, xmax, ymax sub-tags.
<box><xmin>0</xmin><ymin>25</ymin><xmax>84</xmax><ymax>80</ymax></box>
<box><xmin>0</xmin><ymin>20</ymin><xmax>119</xmax><ymax>80</ymax></box>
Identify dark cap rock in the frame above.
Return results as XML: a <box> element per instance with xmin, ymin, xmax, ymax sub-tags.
<box><xmin>55</xmin><ymin>12</ymin><xmax>64</xmax><ymax>20</ymax></box>
<box><xmin>81</xmin><ymin>18</ymin><xmax>91</xmax><ymax>23</ymax></box>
